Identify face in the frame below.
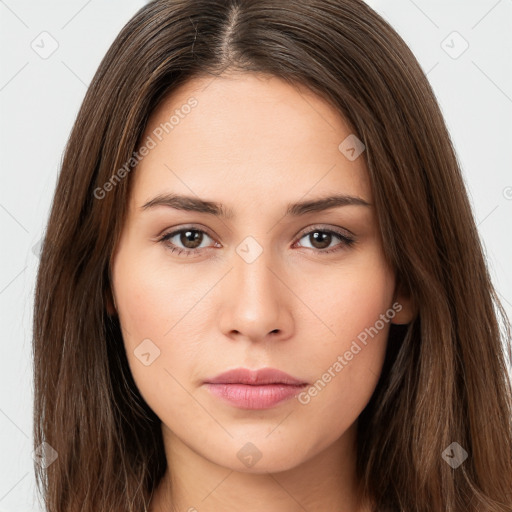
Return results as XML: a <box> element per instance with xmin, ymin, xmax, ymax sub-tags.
<box><xmin>110</xmin><ymin>72</ymin><xmax>411</xmax><ymax>474</ymax></box>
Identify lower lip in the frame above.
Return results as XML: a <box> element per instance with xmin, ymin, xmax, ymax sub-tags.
<box><xmin>204</xmin><ymin>383</ymin><xmax>307</xmax><ymax>409</ymax></box>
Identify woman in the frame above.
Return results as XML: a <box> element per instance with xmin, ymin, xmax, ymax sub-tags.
<box><xmin>33</xmin><ymin>0</ymin><xmax>512</xmax><ymax>511</ymax></box>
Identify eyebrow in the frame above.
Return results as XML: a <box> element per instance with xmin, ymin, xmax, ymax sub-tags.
<box><xmin>140</xmin><ymin>193</ymin><xmax>371</xmax><ymax>218</ymax></box>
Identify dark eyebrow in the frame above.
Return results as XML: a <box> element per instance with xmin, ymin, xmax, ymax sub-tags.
<box><xmin>286</xmin><ymin>194</ymin><xmax>371</xmax><ymax>215</ymax></box>
<box><xmin>140</xmin><ymin>193</ymin><xmax>371</xmax><ymax>218</ymax></box>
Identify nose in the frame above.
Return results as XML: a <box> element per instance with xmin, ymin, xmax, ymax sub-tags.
<box><xmin>217</xmin><ymin>239</ymin><xmax>294</xmax><ymax>343</ymax></box>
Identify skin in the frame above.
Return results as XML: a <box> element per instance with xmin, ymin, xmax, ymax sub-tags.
<box><xmin>109</xmin><ymin>72</ymin><xmax>413</xmax><ymax>512</ymax></box>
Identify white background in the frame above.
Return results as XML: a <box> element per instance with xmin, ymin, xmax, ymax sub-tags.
<box><xmin>0</xmin><ymin>0</ymin><xmax>511</xmax><ymax>510</ymax></box>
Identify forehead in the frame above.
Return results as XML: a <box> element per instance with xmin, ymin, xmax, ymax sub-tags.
<box><xmin>130</xmin><ymin>72</ymin><xmax>371</xmax><ymax>211</ymax></box>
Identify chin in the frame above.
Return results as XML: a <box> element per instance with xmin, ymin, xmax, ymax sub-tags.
<box><xmin>205</xmin><ymin>439</ymin><xmax>310</xmax><ymax>475</ymax></box>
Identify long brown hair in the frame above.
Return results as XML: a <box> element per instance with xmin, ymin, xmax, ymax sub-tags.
<box><xmin>33</xmin><ymin>0</ymin><xmax>512</xmax><ymax>510</ymax></box>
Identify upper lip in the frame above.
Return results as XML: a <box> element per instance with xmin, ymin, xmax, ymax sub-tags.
<box><xmin>204</xmin><ymin>367</ymin><xmax>307</xmax><ymax>386</ymax></box>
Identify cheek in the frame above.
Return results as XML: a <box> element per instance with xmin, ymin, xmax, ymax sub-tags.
<box><xmin>301</xmin><ymin>252</ymin><xmax>395</xmax><ymax>359</ymax></box>
<box><xmin>112</xmin><ymin>241</ymin><xmax>200</xmax><ymax>342</ymax></box>
<box><xmin>292</xmin><ymin>253</ymin><xmax>394</xmax><ymax>422</ymax></box>
<box><xmin>111</xmin><ymin>247</ymin><xmax>199</xmax><ymax>405</ymax></box>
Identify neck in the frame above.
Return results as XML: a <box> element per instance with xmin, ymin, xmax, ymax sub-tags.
<box><xmin>150</xmin><ymin>421</ymin><xmax>371</xmax><ymax>512</ymax></box>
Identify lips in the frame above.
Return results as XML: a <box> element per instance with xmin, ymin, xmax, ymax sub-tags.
<box><xmin>204</xmin><ymin>367</ymin><xmax>307</xmax><ymax>386</ymax></box>
<box><xmin>203</xmin><ymin>367</ymin><xmax>308</xmax><ymax>410</ymax></box>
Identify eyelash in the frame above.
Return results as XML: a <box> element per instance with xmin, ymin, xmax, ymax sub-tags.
<box><xmin>158</xmin><ymin>225</ymin><xmax>355</xmax><ymax>257</ymax></box>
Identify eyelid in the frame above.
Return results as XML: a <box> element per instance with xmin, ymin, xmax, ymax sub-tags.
<box><xmin>158</xmin><ymin>223</ymin><xmax>355</xmax><ymax>255</ymax></box>
<box><xmin>295</xmin><ymin>223</ymin><xmax>355</xmax><ymax>240</ymax></box>
<box><xmin>157</xmin><ymin>223</ymin><xmax>216</xmax><ymax>242</ymax></box>
<box><xmin>157</xmin><ymin>224</ymin><xmax>218</xmax><ymax>255</ymax></box>
<box><xmin>159</xmin><ymin>223</ymin><xmax>354</xmax><ymax>241</ymax></box>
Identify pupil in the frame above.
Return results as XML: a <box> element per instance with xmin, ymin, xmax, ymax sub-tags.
<box><xmin>311</xmin><ymin>231</ymin><xmax>331</xmax><ymax>249</ymax></box>
<box><xmin>177</xmin><ymin>231</ymin><xmax>332</xmax><ymax>251</ymax></box>
<box><xmin>181</xmin><ymin>230</ymin><xmax>202</xmax><ymax>249</ymax></box>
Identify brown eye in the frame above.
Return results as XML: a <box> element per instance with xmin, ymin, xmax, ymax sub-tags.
<box><xmin>159</xmin><ymin>225</ymin><xmax>355</xmax><ymax>258</ymax></box>
<box><xmin>160</xmin><ymin>228</ymin><xmax>215</xmax><ymax>256</ymax></box>
<box><xmin>178</xmin><ymin>229</ymin><xmax>203</xmax><ymax>249</ymax></box>
<box><xmin>308</xmin><ymin>231</ymin><xmax>333</xmax><ymax>250</ymax></box>
<box><xmin>296</xmin><ymin>227</ymin><xmax>355</xmax><ymax>254</ymax></box>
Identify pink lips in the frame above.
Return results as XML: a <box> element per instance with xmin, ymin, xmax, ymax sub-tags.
<box><xmin>203</xmin><ymin>367</ymin><xmax>308</xmax><ymax>410</ymax></box>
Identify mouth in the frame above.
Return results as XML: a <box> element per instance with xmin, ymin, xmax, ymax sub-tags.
<box><xmin>203</xmin><ymin>367</ymin><xmax>308</xmax><ymax>410</ymax></box>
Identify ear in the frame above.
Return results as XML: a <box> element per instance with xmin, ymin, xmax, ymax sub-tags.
<box><xmin>105</xmin><ymin>284</ymin><xmax>117</xmax><ymax>316</ymax></box>
<box><xmin>391</xmin><ymin>280</ymin><xmax>415</xmax><ymax>325</ymax></box>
